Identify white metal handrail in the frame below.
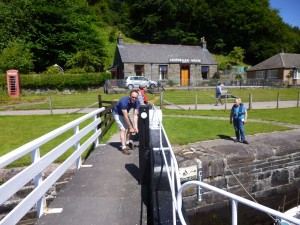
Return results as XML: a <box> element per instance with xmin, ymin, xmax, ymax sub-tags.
<box><xmin>177</xmin><ymin>181</ymin><xmax>300</xmax><ymax>225</ymax></box>
<box><xmin>149</xmin><ymin>106</ymin><xmax>182</xmax><ymax>224</ymax></box>
<box><xmin>150</xmin><ymin>106</ymin><xmax>300</xmax><ymax>225</ymax></box>
<box><xmin>0</xmin><ymin>108</ymin><xmax>105</xmax><ymax>225</ymax></box>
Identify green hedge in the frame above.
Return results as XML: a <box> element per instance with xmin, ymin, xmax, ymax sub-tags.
<box><xmin>0</xmin><ymin>72</ymin><xmax>111</xmax><ymax>91</ymax></box>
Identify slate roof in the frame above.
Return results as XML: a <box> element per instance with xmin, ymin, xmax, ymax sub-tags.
<box><xmin>117</xmin><ymin>43</ymin><xmax>217</xmax><ymax>65</ymax></box>
<box><xmin>247</xmin><ymin>53</ymin><xmax>300</xmax><ymax>71</ymax></box>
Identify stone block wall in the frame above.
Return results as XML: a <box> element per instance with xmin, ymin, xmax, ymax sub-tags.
<box><xmin>174</xmin><ymin>129</ymin><xmax>300</xmax><ymax>215</ymax></box>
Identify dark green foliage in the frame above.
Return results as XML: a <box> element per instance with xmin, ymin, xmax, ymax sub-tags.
<box><xmin>0</xmin><ymin>39</ymin><xmax>34</xmax><ymax>74</ymax></box>
<box><xmin>0</xmin><ymin>0</ymin><xmax>106</xmax><ymax>73</ymax></box>
<box><xmin>117</xmin><ymin>0</ymin><xmax>300</xmax><ymax>65</ymax></box>
<box><xmin>0</xmin><ymin>73</ymin><xmax>112</xmax><ymax>91</ymax></box>
<box><xmin>0</xmin><ymin>0</ymin><xmax>299</xmax><ymax>72</ymax></box>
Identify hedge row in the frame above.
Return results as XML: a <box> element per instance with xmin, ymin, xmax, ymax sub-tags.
<box><xmin>0</xmin><ymin>72</ymin><xmax>111</xmax><ymax>91</ymax></box>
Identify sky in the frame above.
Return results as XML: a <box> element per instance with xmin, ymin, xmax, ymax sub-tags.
<box><xmin>269</xmin><ymin>0</ymin><xmax>300</xmax><ymax>28</ymax></box>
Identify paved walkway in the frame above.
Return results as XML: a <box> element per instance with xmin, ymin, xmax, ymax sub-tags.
<box><xmin>36</xmin><ymin>134</ymin><xmax>147</xmax><ymax>225</ymax></box>
<box><xmin>0</xmin><ymin>101</ymin><xmax>298</xmax><ymax>115</ymax></box>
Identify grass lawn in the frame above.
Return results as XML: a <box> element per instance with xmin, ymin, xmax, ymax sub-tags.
<box><xmin>0</xmin><ymin>114</ymin><xmax>118</xmax><ymax>167</ymax></box>
<box><xmin>163</xmin><ymin>117</ymin><xmax>291</xmax><ymax>145</ymax></box>
<box><xmin>155</xmin><ymin>88</ymin><xmax>300</xmax><ymax>105</ymax></box>
<box><xmin>1</xmin><ymin>88</ymin><xmax>299</xmax><ymax>167</ymax></box>
<box><xmin>162</xmin><ymin>107</ymin><xmax>300</xmax><ymax>125</ymax></box>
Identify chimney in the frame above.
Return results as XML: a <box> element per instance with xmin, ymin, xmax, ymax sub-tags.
<box><xmin>117</xmin><ymin>31</ymin><xmax>124</xmax><ymax>45</ymax></box>
<box><xmin>200</xmin><ymin>36</ymin><xmax>207</xmax><ymax>49</ymax></box>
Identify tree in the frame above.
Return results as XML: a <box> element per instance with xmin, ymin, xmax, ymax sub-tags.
<box><xmin>0</xmin><ymin>40</ymin><xmax>34</xmax><ymax>74</ymax></box>
<box><xmin>0</xmin><ymin>0</ymin><xmax>106</xmax><ymax>72</ymax></box>
<box><xmin>66</xmin><ymin>50</ymin><xmax>102</xmax><ymax>72</ymax></box>
<box><xmin>228</xmin><ymin>47</ymin><xmax>245</xmax><ymax>65</ymax></box>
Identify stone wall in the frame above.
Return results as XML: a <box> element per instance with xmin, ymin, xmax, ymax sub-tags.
<box><xmin>123</xmin><ymin>63</ymin><xmax>217</xmax><ymax>83</ymax></box>
<box><xmin>174</xmin><ymin>129</ymin><xmax>300</xmax><ymax>215</ymax></box>
<box><xmin>0</xmin><ymin>164</ymin><xmax>76</xmax><ymax>221</ymax></box>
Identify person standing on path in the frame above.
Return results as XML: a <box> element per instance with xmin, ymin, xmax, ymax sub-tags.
<box><xmin>137</xmin><ymin>84</ymin><xmax>149</xmax><ymax>106</ymax></box>
<box><xmin>230</xmin><ymin>98</ymin><xmax>249</xmax><ymax>144</ymax></box>
<box><xmin>215</xmin><ymin>83</ymin><xmax>223</xmax><ymax>106</ymax></box>
<box><xmin>112</xmin><ymin>90</ymin><xmax>139</xmax><ymax>155</ymax></box>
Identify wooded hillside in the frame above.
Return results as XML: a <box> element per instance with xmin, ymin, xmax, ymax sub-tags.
<box><xmin>0</xmin><ymin>0</ymin><xmax>299</xmax><ymax>73</ymax></box>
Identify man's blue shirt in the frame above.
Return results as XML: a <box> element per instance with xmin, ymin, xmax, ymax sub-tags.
<box><xmin>113</xmin><ymin>96</ymin><xmax>139</xmax><ymax>115</ymax></box>
<box><xmin>216</xmin><ymin>85</ymin><xmax>221</xmax><ymax>94</ymax></box>
<box><xmin>231</xmin><ymin>104</ymin><xmax>246</xmax><ymax>120</ymax></box>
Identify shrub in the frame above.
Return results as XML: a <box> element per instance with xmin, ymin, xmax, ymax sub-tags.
<box><xmin>0</xmin><ymin>72</ymin><xmax>112</xmax><ymax>91</ymax></box>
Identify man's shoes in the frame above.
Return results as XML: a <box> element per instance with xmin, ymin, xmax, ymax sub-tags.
<box><xmin>242</xmin><ymin>140</ymin><xmax>249</xmax><ymax>144</ymax></box>
<box><xmin>215</xmin><ymin>104</ymin><xmax>218</xmax><ymax>106</ymax></box>
<box><xmin>126</xmin><ymin>141</ymin><xmax>134</xmax><ymax>150</ymax></box>
<box><xmin>122</xmin><ymin>148</ymin><xmax>131</xmax><ymax>155</ymax></box>
<box><xmin>128</xmin><ymin>142</ymin><xmax>133</xmax><ymax>150</ymax></box>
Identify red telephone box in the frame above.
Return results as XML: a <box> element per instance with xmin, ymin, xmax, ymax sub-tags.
<box><xmin>6</xmin><ymin>69</ymin><xmax>21</xmax><ymax>98</ymax></box>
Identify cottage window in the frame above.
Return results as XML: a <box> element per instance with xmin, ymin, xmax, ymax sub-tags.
<box><xmin>267</xmin><ymin>70</ymin><xmax>278</xmax><ymax>79</ymax></box>
<box><xmin>293</xmin><ymin>69</ymin><xmax>300</xmax><ymax>79</ymax></box>
<box><xmin>134</xmin><ymin>65</ymin><xmax>144</xmax><ymax>76</ymax></box>
<box><xmin>255</xmin><ymin>71</ymin><xmax>264</xmax><ymax>79</ymax></box>
<box><xmin>159</xmin><ymin>65</ymin><xmax>168</xmax><ymax>80</ymax></box>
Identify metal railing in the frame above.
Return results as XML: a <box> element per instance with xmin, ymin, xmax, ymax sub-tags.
<box><xmin>149</xmin><ymin>106</ymin><xmax>182</xmax><ymax>223</ymax></box>
<box><xmin>0</xmin><ymin>108</ymin><xmax>105</xmax><ymax>225</ymax></box>
<box><xmin>150</xmin><ymin>105</ymin><xmax>300</xmax><ymax>225</ymax></box>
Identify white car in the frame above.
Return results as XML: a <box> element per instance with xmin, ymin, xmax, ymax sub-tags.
<box><xmin>124</xmin><ymin>76</ymin><xmax>157</xmax><ymax>90</ymax></box>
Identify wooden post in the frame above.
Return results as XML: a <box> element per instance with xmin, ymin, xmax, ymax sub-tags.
<box><xmin>225</xmin><ymin>93</ymin><xmax>227</xmax><ymax>111</ymax></box>
<box><xmin>98</xmin><ymin>95</ymin><xmax>102</xmax><ymax>108</ymax></box>
<box><xmin>49</xmin><ymin>97</ymin><xmax>52</xmax><ymax>115</ymax></box>
<box><xmin>276</xmin><ymin>92</ymin><xmax>279</xmax><ymax>109</ymax></box>
<box><xmin>297</xmin><ymin>92</ymin><xmax>300</xmax><ymax>108</ymax></box>
<box><xmin>249</xmin><ymin>93</ymin><xmax>252</xmax><ymax>111</ymax></box>
<box><xmin>160</xmin><ymin>91</ymin><xmax>163</xmax><ymax>109</ymax></box>
<box><xmin>195</xmin><ymin>94</ymin><xmax>197</xmax><ymax>110</ymax></box>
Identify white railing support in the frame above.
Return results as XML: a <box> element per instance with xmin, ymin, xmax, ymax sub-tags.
<box><xmin>231</xmin><ymin>199</ymin><xmax>238</xmax><ymax>225</ymax></box>
<box><xmin>94</xmin><ymin>114</ymin><xmax>100</xmax><ymax>147</ymax></box>
<box><xmin>74</xmin><ymin>124</ymin><xmax>81</xmax><ymax>170</ymax></box>
<box><xmin>30</xmin><ymin>148</ymin><xmax>44</xmax><ymax>217</ymax></box>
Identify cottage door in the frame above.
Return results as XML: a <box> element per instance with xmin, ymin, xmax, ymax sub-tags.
<box><xmin>180</xmin><ymin>65</ymin><xmax>189</xmax><ymax>86</ymax></box>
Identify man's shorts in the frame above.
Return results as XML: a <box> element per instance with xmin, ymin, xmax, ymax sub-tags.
<box><xmin>113</xmin><ymin>112</ymin><xmax>133</xmax><ymax>130</ymax></box>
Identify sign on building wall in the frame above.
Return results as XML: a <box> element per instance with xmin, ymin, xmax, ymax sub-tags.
<box><xmin>169</xmin><ymin>58</ymin><xmax>202</xmax><ymax>64</ymax></box>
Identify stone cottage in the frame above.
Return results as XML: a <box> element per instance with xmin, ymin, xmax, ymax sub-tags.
<box><xmin>109</xmin><ymin>35</ymin><xmax>217</xmax><ymax>86</ymax></box>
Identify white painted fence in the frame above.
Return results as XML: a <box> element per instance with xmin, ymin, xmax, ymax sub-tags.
<box><xmin>0</xmin><ymin>108</ymin><xmax>105</xmax><ymax>225</ymax></box>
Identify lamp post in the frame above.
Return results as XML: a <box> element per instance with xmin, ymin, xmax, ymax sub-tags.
<box><xmin>54</xmin><ymin>64</ymin><xmax>64</xmax><ymax>74</ymax></box>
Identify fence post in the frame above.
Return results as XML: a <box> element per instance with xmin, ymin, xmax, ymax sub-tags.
<box><xmin>249</xmin><ymin>93</ymin><xmax>252</xmax><ymax>110</ymax></box>
<box><xmin>97</xmin><ymin>95</ymin><xmax>103</xmax><ymax>131</ymax></box>
<box><xmin>98</xmin><ymin>95</ymin><xmax>102</xmax><ymax>108</ymax></box>
<box><xmin>160</xmin><ymin>91</ymin><xmax>163</xmax><ymax>109</ymax></box>
<box><xmin>298</xmin><ymin>92</ymin><xmax>300</xmax><ymax>108</ymax></box>
<box><xmin>195</xmin><ymin>94</ymin><xmax>197</xmax><ymax>110</ymax></box>
<box><xmin>31</xmin><ymin>148</ymin><xmax>44</xmax><ymax>218</ymax></box>
<box><xmin>277</xmin><ymin>92</ymin><xmax>280</xmax><ymax>109</ymax></box>
<box><xmin>74</xmin><ymin>125</ymin><xmax>81</xmax><ymax>170</ymax></box>
<box><xmin>49</xmin><ymin>97</ymin><xmax>52</xmax><ymax>115</ymax></box>
<box><xmin>225</xmin><ymin>93</ymin><xmax>227</xmax><ymax>111</ymax></box>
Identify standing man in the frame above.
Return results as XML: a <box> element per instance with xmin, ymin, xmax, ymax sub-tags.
<box><xmin>112</xmin><ymin>90</ymin><xmax>139</xmax><ymax>155</ymax></box>
<box><xmin>215</xmin><ymin>83</ymin><xmax>223</xmax><ymax>106</ymax></box>
<box><xmin>230</xmin><ymin>98</ymin><xmax>249</xmax><ymax>144</ymax></box>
